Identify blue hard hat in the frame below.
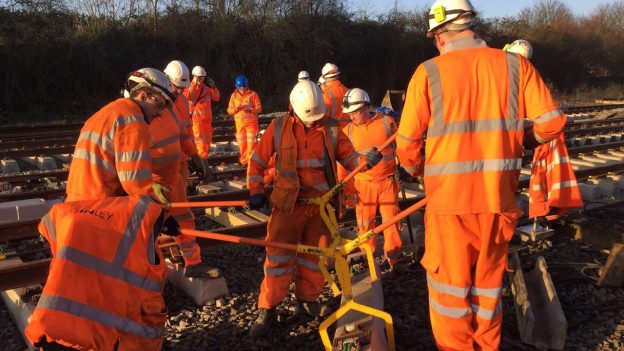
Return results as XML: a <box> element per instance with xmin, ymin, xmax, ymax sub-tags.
<box><xmin>235</xmin><ymin>75</ymin><xmax>248</xmax><ymax>88</ymax></box>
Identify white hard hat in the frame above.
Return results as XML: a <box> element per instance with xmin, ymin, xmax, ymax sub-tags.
<box><xmin>342</xmin><ymin>88</ymin><xmax>370</xmax><ymax>114</ymax></box>
<box><xmin>191</xmin><ymin>65</ymin><xmax>207</xmax><ymax>77</ymax></box>
<box><xmin>321</xmin><ymin>63</ymin><xmax>340</xmax><ymax>79</ymax></box>
<box><xmin>427</xmin><ymin>0</ymin><xmax>477</xmax><ymax>37</ymax></box>
<box><xmin>504</xmin><ymin>39</ymin><xmax>533</xmax><ymax>60</ymax></box>
<box><xmin>164</xmin><ymin>60</ymin><xmax>191</xmax><ymax>88</ymax></box>
<box><xmin>318</xmin><ymin>76</ymin><xmax>326</xmax><ymax>85</ymax></box>
<box><xmin>298</xmin><ymin>71</ymin><xmax>310</xmax><ymax>81</ymax></box>
<box><xmin>289</xmin><ymin>80</ymin><xmax>326</xmax><ymax>123</ymax></box>
<box><xmin>126</xmin><ymin>67</ymin><xmax>175</xmax><ymax>104</ymax></box>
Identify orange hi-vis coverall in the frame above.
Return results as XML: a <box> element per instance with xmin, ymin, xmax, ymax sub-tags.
<box><xmin>247</xmin><ymin>114</ymin><xmax>363</xmax><ymax>309</ymax></box>
<box><xmin>26</xmin><ymin>196</ymin><xmax>167</xmax><ymax>351</ymax></box>
<box><xmin>344</xmin><ymin>112</ymin><xmax>402</xmax><ymax>263</ymax></box>
<box><xmin>528</xmin><ymin>133</ymin><xmax>583</xmax><ymax>218</ymax></box>
<box><xmin>66</xmin><ymin>98</ymin><xmax>155</xmax><ymax>202</ymax></box>
<box><xmin>397</xmin><ymin>36</ymin><xmax>566</xmax><ymax>351</ymax></box>
<box><xmin>175</xmin><ymin>93</ymin><xmax>198</xmax><ymax>183</ymax></box>
<box><xmin>150</xmin><ymin>101</ymin><xmax>202</xmax><ymax>266</ymax></box>
<box><xmin>185</xmin><ymin>81</ymin><xmax>220</xmax><ymax>158</ymax></box>
<box><xmin>227</xmin><ymin>88</ymin><xmax>262</xmax><ymax>165</ymax></box>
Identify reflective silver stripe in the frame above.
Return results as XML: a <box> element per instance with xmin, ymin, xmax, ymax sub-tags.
<box><xmin>273</xmin><ymin>116</ymin><xmax>298</xmax><ymax>179</ymax></box>
<box><xmin>296</xmin><ymin>159</ymin><xmax>325</xmax><ymax>168</ymax></box>
<box><xmin>266</xmin><ymin>253</ymin><xmax>295</xmax><ymax>264</ymax></box>
<box><xmin>296</xmin><ymin>257</ymin><xmax>320</xmax><ymax>271</ymax></box>
<box><xmin>113</xmin><ymin>197</ymin><xmax>151</xmax><ymax>265</ymax></box>
<box><xmin>168</xmin><ymin>107</ymin><xmax>181</xmax><ymax>129</ymax></box>
<box><xmin>343</xmin><ymin>151</ymin><xmax>360</xmax><ymax>169</ymax></box>
<box><xmin>326</xmin><ymin>118</ymin><xmax>339</xmax><ymax>152</ymax></box>
<box><xmin>152</xmin><ymin>154</ymin><xmax>180</xmax><ymax>164</ymax></box>
<box><xmin>312</xmin><ymin>183</ymin><xmax>330</xmax><ymax>192</ymax></box>
<box><xmin>115</xmin><ymin>150</ymin><xmax>151</xmax><ymax>163</ymax></box>
<box><xmin>172</xmin><ymin>212</ymin><xmax>194</xmax><ymax>222</ymax></box>
<box><xmin>404</xmin><ymin>165</ymin><xmax>419</xmax><ymax>173</ymax></box>
<box><xmin>118</xmin><ymin>168</ymin><xmax>152</xmax><ymax>182</ymax></box>
<box><xmin>357</xmin><ymin>147</ymin><xmax>372</xmax><ymax>155</ymax></box>
<box><xmin>427</xmin><ymin>118</ymin><xmax>524</xmax><ymax>138</ymax></box>
<box><xmin>506</xmin><ymin>53</ymin><xmax>520</xmax><ymax>119</ymax></box>
<box><xmin>113</xmin><ymin>115</ymin><xmax>143</xmax><ymax>128</ymax></box>
<box><xmin>37</xmin><ymin>295</ymin><xmax>162</xmax><ymax>339</ymax></box>
<box><xmin>327</xmin><ymin>90</ymin><xmax>338</xmax><ymax>118</ymax></box>
<box><xmin>397</xmin><ymin>133</ymin><xmax>422</xmax><ymax>142</ymax></box>
<box><xmin>152</xmin><ymin>134</ymin><xmax>179</xmax><ymax>149</ymax></box>
<box><xmin>77</xmin><ymin>131</ymin><xmax>112</xmax><ymax>154</ymax></box>
<box><xmin>424</xmin><ymin>158</ymin><xmax>522</xmax><ymax>176</ymax></box>
<box><xmin>265</xmin><ymin>266</ymin><xmax>295</xmax><ymax>276</ymax></box>
<box><xmin>427</xmin><ymin>273</ymin><xmax>469</xmax><ymax>298</ymax></box>
<box><xmin>41</xmin><ymin>214</ymin><xmax>56</xmax><ymax>242</ymax></box>
<box><xmin>424</xmin><ymin>60</ymin><xmax>444</xmax><ymax>134</ymax></box>
<box><xmin>248</xmin><ymin>175</ymin><xmax>265</xmax><ymax>183</ymax></box>
<box><xmin>471</xmin><ymin>286</ymin><xmax>502</xmax><ymax>299</ymax></box>
<box><xmin>429</xmin><ymin>297</ymin><xmax>472</xmax><ymax>319</ymax></box>
<box><xmin>533</xmin><ymin>108</ymin><xmax>563</xmax><ymax>124</ymax></box>
<box><xmin>382</xmin><ymin>116</ymin><xmax>393</xmax><ymax>138</ymax></box>
<box><xmin>147</xmin><ymin>230</ymin><xmax>156</xmax><ymax>265</ymax></box>
<box><xmin>534</xmin><ymin>129</ymin><xmax>549</xmax><ymax>143</ymax></box>
<box><xmin>56</xmin><ymin>246</ymin><xmax>162</xmax><ymax>292</ymax></box>
<box><xmin>73</xmin><ymin>149</ymin><xmax>115</xmax><ymax>173</ymax></box>
<box><xmin>347</xmin><ymin>124</ymin><xmax>354</xmax><ymax>140</ymax></box>
<box><xmin>471</xmin><ymin>301</ymin><xmax>502</xmax><ymax>320</ymax></box>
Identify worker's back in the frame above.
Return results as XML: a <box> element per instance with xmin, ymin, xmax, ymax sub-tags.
<box><xmin>399</xmin><ymin>36</ymin><xmax>565</xmax><ymax>214</ymax></box>
<box><xmin>66</xmin><ymin>98</ymin><xmax>153</xmax><ymax>202</ymax></box>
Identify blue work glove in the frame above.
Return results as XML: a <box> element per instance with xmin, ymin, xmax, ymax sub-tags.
<box><xmin>161</xmin><ymin>216</ymin><xmax>181</xmax><ymax>236</ymax></box>
<box><xmin>249</xmin><ymin>194</ymin><xmax>268</xmax><ymax>210</ymax></box>
<box><xmin>395</xmin><ymin>166</ymin><xmax>413</xmax><ymax>185</ymax></box>
<box><xmin>364</xmin><ymin>147</ymin><xmax>383</xmax><ymax>168</ymax></box>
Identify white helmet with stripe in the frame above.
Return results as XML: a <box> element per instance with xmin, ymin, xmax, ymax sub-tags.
<box><xmin>427</xmin><ymin>0</ymin><xmax>477</xmax><ymax>37</ymax></box>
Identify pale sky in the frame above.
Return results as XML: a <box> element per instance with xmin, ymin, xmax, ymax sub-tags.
<box><xmin>360</xmin><ymin>0</ymin><xmax>616</xmax><ymax>18</ymax></box>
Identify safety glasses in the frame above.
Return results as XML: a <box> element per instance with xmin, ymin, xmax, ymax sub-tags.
<box><xmin>342</xmin><ymin>99</ymin><xmax>367</xmax><ymax>109</ymax></box>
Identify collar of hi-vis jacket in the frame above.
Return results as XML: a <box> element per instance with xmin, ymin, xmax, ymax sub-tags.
<box><xmin>442</xmin><ymin>35</ymin><xmax>487</xmax><ymax>54</ymax></box>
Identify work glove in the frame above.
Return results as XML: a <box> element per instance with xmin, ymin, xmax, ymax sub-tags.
<box><xmin>395</xmin><ymin>166</ymin><xmax>413</xmax><ymax>185</ymax></box>
<box><xmin>206</xmin><ymin>77</ymin><xmax>215</xmax><ymax>88</ymax></box>
<box><xmin>152</xmin><ymin>182</ymin><xmax>170</xmax><ymax>204</ymax></box>
<box><xmin>161</xmin><ymin>216</ymin><xmax>181</xmax><ymax>236</ymax></box>
<box><xmin>249</xmin><ymin>194</ymin><xmax>268</xmax><ymax>210</ymax></box>
<box><xmin>364</xmin><ymin>147</ymin><xmax>383</xmax><ymax>168</ymax></box>
<box><xmin>191</xmin><ymin>154</ymin><xmax>213</xmax><ymax>182</ymax></box>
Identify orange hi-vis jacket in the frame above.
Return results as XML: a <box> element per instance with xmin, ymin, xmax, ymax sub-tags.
<box><xmin>247</xmin><ymin>114</ymin><xmax>363</xmax><ymax>213</ymax></box>
<box><xmin>227</xmin><ymin>88</ymin><xmax>262</xmax><ymax>128</ymax></box>
<box><xmin>528</xmin><ymin>133</ymin><xmax>583</xmax><ymax>218</ymax></box>
<box><xmin>397</xmin><ymin>37</ymin><xmax>567</xmax><ymax>214</ymax></box>
<box><xmin>322</xmin><ymin>79</ymin><xmax>350</xmax><ymax>127</ymax></box>
<box><xmin>66</xmin><ymin>98</ymin><xmax>154</xmax><ymax>202</ymax></box>
<box><xmin>344</xmin><ymin>112</ymin><xmax>397</xmax><ymax>181</ymax></box>
<box><xmin>174</xmin><ymin>94</ymin><xmax>199</xmax><ymax>158</ymax></box>
<box><xmin>149</xmin><ymin>108</ymin><xmax>182</xmax><ymax>187</ymax></box>
<box><xmin>185</xmin><ymin>81</ymin><xmax>220</xmax><ymax>123</ymax></box>
<box><xmin>26</xmin><ymin>196</ymin><xmax>167</xmax><ymax>351</ymax></box>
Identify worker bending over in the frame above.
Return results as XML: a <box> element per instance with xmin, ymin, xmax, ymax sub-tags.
<box><xmin>185</xmin><ymin>65</ymin><xmax>220</xmax><ymax>162</ymax></box>
<box><xmin>157</xmin><ymin>60</ymin><xmax>220</xmax><ymax>278</ymax></box>
<box><xmin>397</xmin><ymin>1</ymin><xmax>566</xmax><ymax>349</ymax></box>
<box><xmin>342</xmin><ymin>88</ymin><xmax>405</xmax><ymax>267</ymax></box>
<box><xmin>246</xmin><ymin>80</ymin><xmax>383</xmax><ymax>337</ymax></box>
<box><xmin>65</xmin><ymin>68</ymin><xmax>173</xmax><ymax>203</ymax></box>
<box><xmin>227</xmin><ymin>75</ymin><xmax>262</xmax><ymax>165</ymax></box>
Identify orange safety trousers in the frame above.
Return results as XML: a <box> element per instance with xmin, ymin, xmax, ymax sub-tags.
<box><xmin>236</xmin><ymin>120</ymin><xmax>259</xmax><ymax>166</ymax></box>
<box><xmin>193</xmin><ymin>116</ymin><xmax>212</xmax><ymax>159</ymax></box>
<box><xmin>258</xmin><ymin>204</ymin><xmax>329</xmax><ymax>309</ymax></box>
<box><xmin>169</xmin><ymin>170</ymin><xmax>200</xmax><ymax>266</ymax></box>
<box><xmin>421</xmin><ymin>210</ymin><xmax>520</xmax><ymax>351</ymax></box>
<box><xmin>354</xmin><ymin>178</ymin><xmax>402</xmax><ymax>263</ymax></box>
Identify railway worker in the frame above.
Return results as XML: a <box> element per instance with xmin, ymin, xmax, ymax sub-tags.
<box><xmin>26</xmin><ymin>196</ymin><xmax>181</xmax><ymax>351</ymax></box>
<box><xmin>246</xmin><ymin>80</ymin><xmax>383</xmax><ymax>337</ymax></box>
<box><xmin>159</xmin><ymin>60</ymin><xmax>221</xmax><ymax>278</ymax></box>
<box><xmin>342</xmin><ymin>88</ymin><xmax>406</xmax><ymax>267</ymax></box>
<box><xmin>184</xmin><ymin>65</ymin><xmax>220</xmax><ymax>163</ymax></box>
<box><xmin>65</xmin><ymin>68</ymin><xmax>174</xmax><ymax>203</ymax></box>
<box><xmin>227</xmin><ymin>75</ymin><xmax>262</xmax><ymax>166</ymax></box>
<box><xmin>503</xmin><ymin>39</ymin><xmax>533</xmax><ymax>60</ymax></box>
<box><xmin>396</xmin><ymin>0</ymin><xmax>566</xmax><ymax>349</ymax></box>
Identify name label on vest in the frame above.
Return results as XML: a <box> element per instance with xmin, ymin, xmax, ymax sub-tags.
<box><xmin>69</xmin><ymin>207</ymin><xmax>114</xmax><ymax>221</ymax></box>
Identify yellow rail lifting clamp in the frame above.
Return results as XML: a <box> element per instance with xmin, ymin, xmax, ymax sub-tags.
<box><xmin>173</xmin><ymin>132</ymin><xmax>429</xmax><ymax>351</ymax></box>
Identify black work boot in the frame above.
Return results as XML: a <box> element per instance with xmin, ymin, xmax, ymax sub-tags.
<box><xmin>184</xmin><ymin>262</ymin><xmax>221</xmax><ymax>279</ymax></box>
<box><xmin>249</xmin><ymin>308</ymin><xmax>277</xmax><ymax>337</ymax></box>
<box><xmin>297</xmin><ymin>300</ymin><xmax>332</xmax><ymax>317</ymax></box>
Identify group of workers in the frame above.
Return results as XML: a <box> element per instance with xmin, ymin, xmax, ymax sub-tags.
<box><xmin>23</xmin><ymin>0</ymin><xmax>570</xmax><ymax>349</ymax></box>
